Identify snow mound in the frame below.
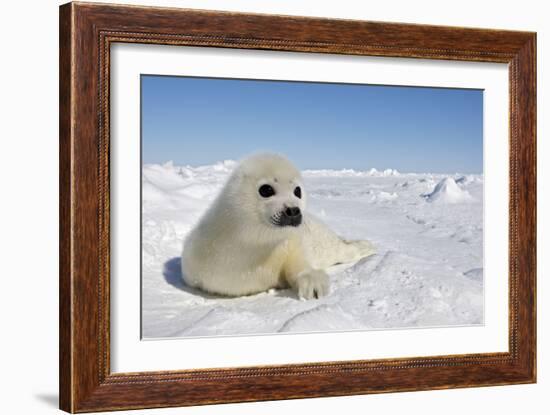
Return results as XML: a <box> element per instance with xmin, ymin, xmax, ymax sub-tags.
<box><xmin>424</xmin><ymin>177</ymin><xmax>472</xmax><ymax>203</ymax></box>
<box><xmin>303</xmin><ymin>167</ymin><xmax>400</xmax><ymax>178</ymax></box>
<box><xmin>367</xmin><ymin>168</ymin><xmax>400</xmax><ymax>177</ymax></box>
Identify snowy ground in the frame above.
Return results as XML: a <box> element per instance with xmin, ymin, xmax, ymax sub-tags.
<box><xmin>142</xmin><ymin>161</ymin><xmax>483</xmax><ymax>338</ymax></box>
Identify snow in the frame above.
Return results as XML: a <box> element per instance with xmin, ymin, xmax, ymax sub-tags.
<box><xmin>423</xmin><ymin>177</ymin><xmax>472</xmax><ymax>204</ymax></box>
<box><xmin>142</xmin><ymin>161</ymin><xmax>483</xmax><ymax>339</ymax></box>
<box><xmin>304</xmin><ymin>167</ymin><xmax>400</xmax><ymax>178</ymax></box>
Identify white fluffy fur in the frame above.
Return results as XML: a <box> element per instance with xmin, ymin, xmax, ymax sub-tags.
<box><xmin>181</xmin><ymin>153</ymin><xmax>375</xmax><ymax>299</ymax></box>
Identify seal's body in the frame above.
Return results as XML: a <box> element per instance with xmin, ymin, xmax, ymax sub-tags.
<box><xmin>181</xmin><ymin>153</ymin><xmax>374</xmax><ymax>299</ymax></box>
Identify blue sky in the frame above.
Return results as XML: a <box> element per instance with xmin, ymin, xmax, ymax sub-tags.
<box><xmin>141</xmin><ymin>75</ymin><xmax>483</xmax><ymax>173</ymax></box>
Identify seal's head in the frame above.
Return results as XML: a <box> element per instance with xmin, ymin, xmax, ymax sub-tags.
<box><xmin>226</xmin><ymin>153</ymin><xmax>306</xmax><ymax>230</ymax></box>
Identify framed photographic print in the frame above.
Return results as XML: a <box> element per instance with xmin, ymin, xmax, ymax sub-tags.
<box><xmin>59</xmin><ymin>2</ymin><xmax>536</xmax><ymax>412</ymax></box>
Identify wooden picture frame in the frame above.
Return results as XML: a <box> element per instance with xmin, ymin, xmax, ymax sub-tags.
<box><xmin>59</xmin><ymin>2</ymin><xmax>536</xmax><ymax>412</ymax></box>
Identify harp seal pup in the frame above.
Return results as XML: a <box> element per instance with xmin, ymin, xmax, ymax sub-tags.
<box><xmin>181</xmin><ymin>153</ymin><xmax>375</xmax><ymax>299</ymax></box>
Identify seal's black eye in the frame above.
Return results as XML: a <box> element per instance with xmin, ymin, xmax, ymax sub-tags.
<box><xmin>259</xmin><ymin>184</ymin><xmax>275</xmax><ymax>198</ymax></box>
<box><xmin>294</xmin><ymin>186</ymin><xmax>302</xmax><ymax>199</ymax></box>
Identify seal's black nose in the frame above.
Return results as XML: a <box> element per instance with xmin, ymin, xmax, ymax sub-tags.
<box><xmin>284</xmin><ymin>207</ymin><xmax>301</xmax><ymax>217</ymax></box>
<box><xmin>280</xmin><ymin>206</ymin><xmax>302</xmax><ymax>227</ymax></box>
